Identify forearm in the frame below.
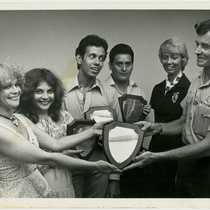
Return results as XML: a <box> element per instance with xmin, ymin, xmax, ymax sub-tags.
<box><xmin>36</xmin><ymin>126</ymin><xmax>94</xmax><ymax>152</ymax></box>
<box><xmin>156</xmin><ymin>138</ymin><xmax>210</xmax><ymax>161</ymax></box>
<box><xmin>160</xmin><ymin>116</ymin><xmax>185</xmax><ymax>136</ymax></box>
<box><xmin>38</xmin><ymin>151</ymin><xmax>96</xmax><ymax>170</ymax></box>
<box><xmin>54</xmin><ymin>128</ymin><xmax>94</xmax><ymax>151</ymax></box>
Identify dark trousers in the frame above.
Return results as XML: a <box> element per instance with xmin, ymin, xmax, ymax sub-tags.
<box><xmin>72</xmin><ymin>145</ymin><xmax>109</xmax><ymax>198</ymax></box>
<box><xmin>120</xmin><ymin>168</ymin><xmax>145</xmax><ymax>198</ymax></box>
<box><xmin>176</xmin><ymin>158</ymin><xmax>210</xmax><ymax>198</ymax></box>
<box><xmin>143</xmin><ymin>161</ymin><xmax>178</xmax><ymax>198</ymax></box>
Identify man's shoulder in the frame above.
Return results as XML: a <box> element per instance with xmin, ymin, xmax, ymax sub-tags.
<box><xmin>97</xmin><ymin>79</ymin><xmax>119</xmax><ymax>95</ymax></box>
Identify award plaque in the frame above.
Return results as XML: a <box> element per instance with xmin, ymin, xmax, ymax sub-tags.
<box><xmin>67</xmin><ymin>119</ymin><xmax>97</xmax><ymax>160</ymax></box>
<box><xmin>103</xmin><ymin>121</ymin><xmax>144</xmax><ymax>169</ymax></box>
<box><xmin>85</xmin><ymin>106</ymin><xmax>117</xmax><ymax>123</ymax></box>
<box><xmin>119</xmin><ymin>94</ymin><xmax>147</xmax><ymax>123</ymax></box>
<box><xmin>85</xmin><ymin>106</ymin><xmax>117</xmax><ymax>147</ymax></box>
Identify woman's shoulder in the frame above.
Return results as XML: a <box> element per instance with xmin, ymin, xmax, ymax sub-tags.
<box><xmin>59</xmin><ymin>110</ymin><xmax>74</xmax><ymax>123</ymax></box>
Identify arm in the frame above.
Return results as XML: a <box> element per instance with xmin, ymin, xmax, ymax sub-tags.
<box><xmin>28</xmin><ymin>118</ymin><xmax>111</xmax><ymax>152</ymax></box>
<box><xmin>0</xmin><ymin>126</ymin><xmax>120</xmax><ymax>173</ymax></box>
<box><xmin>123</xmin><ymin>131</ymin><xmax>210</xmax><ymax>171</ymax></box>
<box><xmin>135</xmin><ymin>103</ymin><xmax>186</xmax><ymax>136</ymax></box>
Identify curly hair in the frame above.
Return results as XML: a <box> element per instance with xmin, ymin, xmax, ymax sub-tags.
<box><xmin>0</xmin><ymin>62</ymin><xmax>25</xmax><ymax>90</ymax></box>
<box><xmin>18</xmin><ymin>68</ymin><xmax>64</xmax><ymax>124</ymax></box>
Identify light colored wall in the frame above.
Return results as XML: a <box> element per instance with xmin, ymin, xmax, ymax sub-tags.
<box><xmin>1</xmin><ymin>9</ymin><xmax>209</xmax><ymax>148</ymax></box>
<box><xmin>0</xmin><ymin>10</ymin><xmax>209</xmax><ymax>128</ymax></box>
<box><xmin>1</xmin><ymin>10</ymin><xmax>209</xmax><ymax>98</ymax></box>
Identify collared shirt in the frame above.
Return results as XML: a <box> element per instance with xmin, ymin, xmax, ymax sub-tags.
<box><xmin>105</xmin><ymin>74</ymin><xmax>146</xmax><ymax>99</ymax></box>
<box><xmin>63</xmin><ymin>74</ymin><xmax>122</xmax><ymax>121</ymax></box>
<box><xmin>165</xmin><ymin>71</ymin><xmax>183</xmax><ymax>94</ymax></box>
<box><xmin>182</xmin><ymin>71</ymin><xmax>210</xmax><ymax>145</ymax></box>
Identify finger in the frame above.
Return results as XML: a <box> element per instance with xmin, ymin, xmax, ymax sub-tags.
<box><xmin>72</xmin><ymin>150</ymin><xmax>84</xmax><ymax>154</ymax></box>
<box><xmin>63</xmin><ymin>150</ymin><xmax>84</xmax><ymax>155</ymax></box>
<box><xmin>141</xmin><ymin>122</ymin><xmax>151</xmax><ymax>131</ymax></box>
<box><xmin>134</xmin><ymin>120</ymin><xmax>147</xmax><ymax>127</ymax></box>
<box><xmin>112</xmin><ymin>168</ymin><xmax>122</xmax><ymax>174</ymax></box>
<box><xmin>122</xmin><ymin>163</ymin><xmax>138</xmax><ymax>171</ymax></box>
<box><xmin>100</xmin><ymin>118</ymin><xmax>113</xmax><ymax>125</ymax></box>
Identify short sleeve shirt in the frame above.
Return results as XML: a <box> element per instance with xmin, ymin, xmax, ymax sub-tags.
<box><xmin>182</xmin><ymin>71</ymin><xmax>210</xmax><ymax>145</ymax></box>
<box><xmin>105</xmin><ymin>74</ymin><xmax>146</xmax><ymax>99</ymax></box>
<box><xmin>63</xmin><ymin>74</ymin><xmax>122</xmax><ymax>121</ymax></box>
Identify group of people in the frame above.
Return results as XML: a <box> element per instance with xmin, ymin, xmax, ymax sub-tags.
<box><xmin>0</xmin><ymin>18</ymin><xmax>210</xmax><ymax>198</ymax></box>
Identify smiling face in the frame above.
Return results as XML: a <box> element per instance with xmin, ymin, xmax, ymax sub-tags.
<box><xmin>160</xmin><ymin>45</ymin><xmax>183</xmax><ymax>80</ymax></box>
<box><xmin>0</xmin><ymin>79</ymin><xmax>21</xmax><ymax>111</ymax></box>
<box><xmin>109</xmin><ymin>54</ymin><xmax>133</xmax><ymax>83</ymax></box>
<box><xmin>195</xmin><ymin>31</ymin><xmax>210</xmax><ymax>70</ymax></box>
<box><xmin>76</xmin><ymin>46</ymin><xmax>106</xmax><ymax>79</ymax></box>
<box><xmin>33</xmin><ymin>81</ymin><xmax>55</xmax><ymax>116</ymax></box>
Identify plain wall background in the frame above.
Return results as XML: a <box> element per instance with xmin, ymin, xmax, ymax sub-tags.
<box><xmin>0</xmin><ymin>10</ymin><xmax>210</xmax><ymax>140</ymax></box>
<box><xmin>1</xmin><ymin>9</ymin><xmax>209</xmax><ymax>148</ymax></box>
<box><xmin>1</xmin><ymin>10</ymin><xmax>210</xmax><ymax>99</ymax></box>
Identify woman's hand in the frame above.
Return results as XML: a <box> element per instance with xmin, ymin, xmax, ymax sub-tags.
<box><xmin>91</xmin><ymin>119</ymin><xmax>113</xmax><ymax>136</ymax></box>
<box><xmin>62</xmin><ymin>149</ymin><xmax>84</xmax><ymax>156</ymax></box>
<box><xmin>94</xmin><ymin>160</ymin><xmax>121</xmax><ymax>174</ymax></box>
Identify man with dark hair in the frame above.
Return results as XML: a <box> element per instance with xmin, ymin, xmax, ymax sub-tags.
<box><xmin>64</xmin><ymin>34</ymin><xmax>122</xmax><ymax>198</ymax></box>
<box><xmin>124</xmin><ymin>19</ymin><xmax>210</xmax><ymax>198</ymax></box>
<box><xmin>105</xmin><ymin>43</ymin><xmax>151</xmax><ymax>197</ymax></box>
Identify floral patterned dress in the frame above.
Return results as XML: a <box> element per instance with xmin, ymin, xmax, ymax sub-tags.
<box><xmin>36</xmin><ymin>110</ymin><xmax>75</xmax><ymax>198</ymax></box>
<box><xmin>0</xmin><ymin>114</ymin><xmax>51</xmax><ymax>198</ymax></box>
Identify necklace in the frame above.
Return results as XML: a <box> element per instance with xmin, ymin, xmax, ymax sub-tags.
<box><xmin>0</xmin><ymin>114</ymin><xmax>19</xmax><ymax>126</ymax></box>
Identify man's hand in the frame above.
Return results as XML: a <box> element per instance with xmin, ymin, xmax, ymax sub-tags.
<box><xmin>143</xmin><ymin>104</ymin><xmax>151</xmax><ymax>116</ymax></box>
<box><xmin>134</xmin><ymin>121</ymin><xmax>162</xmax><ymax>136</ymax></box>
<box><xmin>122</xmin><ymin>151</ymin><xmax>156</xmax><ymax>171</ymax></box>
<box><xmin>106</xmin><ymin>180</ymin><xmax>121</xmax><ymax>198</ymax></box>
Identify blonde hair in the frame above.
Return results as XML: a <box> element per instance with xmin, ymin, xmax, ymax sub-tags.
<box><xmin>0</xmin><ymin>62</ymin><xmax>25</xmax><ymax>89</ymax></box>
<box><xmin>158</xmin><ymin>37</ymin><xmax>189</xmax><ymax>71</ymax></box>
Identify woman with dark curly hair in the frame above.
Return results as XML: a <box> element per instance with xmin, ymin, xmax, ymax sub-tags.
<box><xmin>0</xmin><ymin>63</ymin><xmax>120</xmax><ymax>198</ymax></box>
<box><xmin>17</xmin><ymin>68</ymin><xmax>112</xmax><ymax>198</ymax></box>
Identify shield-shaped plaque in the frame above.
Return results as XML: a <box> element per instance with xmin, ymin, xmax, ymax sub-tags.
<box><xmin>67</xmin><ymin>119</ymin><xmax>98</xmax><ymax>160</ymax></box>
<box><xmin>85</xmin><ymin>106</ymin><xmax>117</xmax><ymax>122</ymax></box>
<box><xmin>103</xmin><ymin>121</ymin><xmax>144</xmax><ymax>169</ymax></box>
<box><xmin>119</xmin><ymin>94</ymin><xmax>147</xmax><ymax>123</ymax></box>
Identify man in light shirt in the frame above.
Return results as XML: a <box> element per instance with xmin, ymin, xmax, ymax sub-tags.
<box><xmin>63</xmin><ymin>34</ymin><xmax>122</xmax><ymax>198</ymax></box>
<box><xmin>105</xmin><ymin>43</ymin><xmax>151</xmax><ymax>197</ymax></box>
<box><xmin>124</xmin><ymin>19</ymin><xmax>210</xmax><ymax>198</ymax></box>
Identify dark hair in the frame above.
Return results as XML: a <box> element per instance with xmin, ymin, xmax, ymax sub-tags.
<box><xmin>75</xmin><ymin>34</ymin><xmax>108</xmax><ymax>69</ymax></box>
<box><xmin>109</xmin><ymin>43</ymin><xmax>134</xmax><ymax>64</ymax></box>
<box><xmin>195</xmin><ymin>19</ymin><xmax>210</xmax><ymax>35</ymax></box>
<box><xmin>18</xmin><ymin>68</ymin><xmax>64</xmax><ymax>123</ymax></box>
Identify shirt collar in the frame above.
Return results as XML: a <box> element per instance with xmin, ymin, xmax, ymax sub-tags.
<box><xmin>106</xmin><ymin>74</ymin><xmax>138</xmax><ymax>88</ymax></box>
<box><xmin>198</xmin><ymin>71</ymin><xmax>210</xmax><ymax>88</ymax></box>
<box><xmin>65</xmin><ymin>73</ymin><xmax>103</xmax><ymax>95</ymax></box>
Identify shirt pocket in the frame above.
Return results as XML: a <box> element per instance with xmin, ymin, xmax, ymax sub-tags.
<box><xmin>186</xmin><ymin>93</ymin><xmax>193</xmax><ymax>105</ymax></box>
<box><xmin>193</xmin><ymin>103</ymin><xmax>210</xmax><ymax>138</ymax></box>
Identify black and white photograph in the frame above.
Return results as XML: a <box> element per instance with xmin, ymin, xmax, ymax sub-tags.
<box><xmin>0</xmin><ymin>1</ymin><xmax>210</xmax><ymax>209</ymax></box>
